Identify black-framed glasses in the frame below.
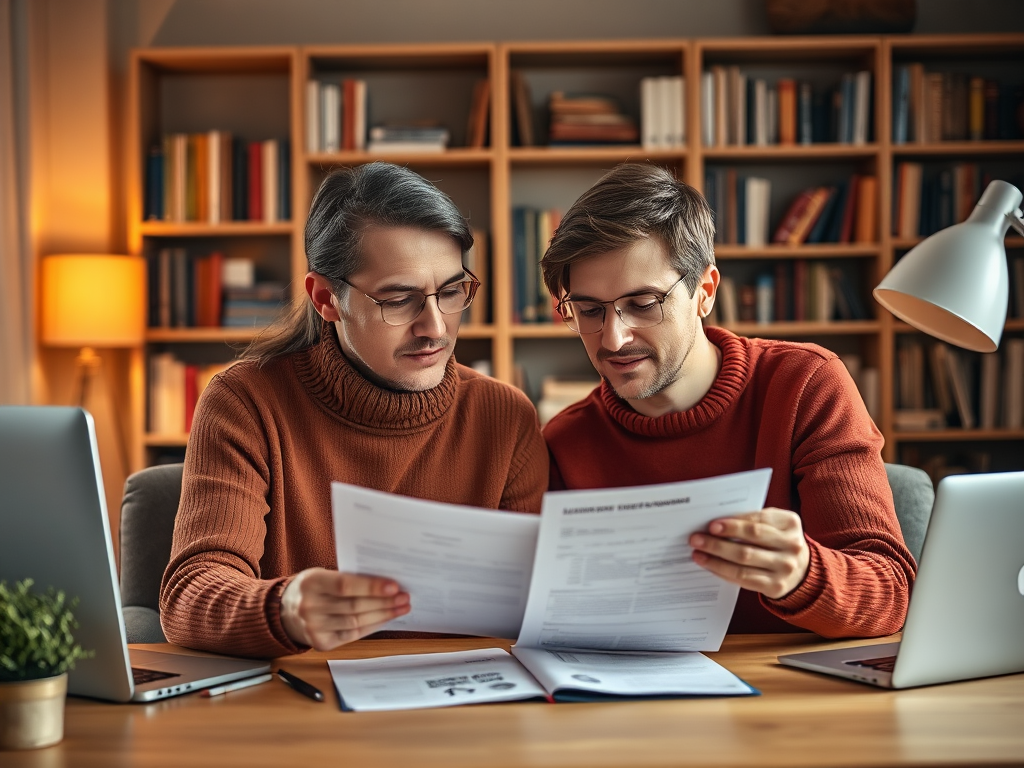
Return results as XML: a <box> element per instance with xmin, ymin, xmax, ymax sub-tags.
<box><xmin>556</xmin><ymin>275</ymin><xmax>687</xmax><ymax>334</ymax></box>
<box><xmin>340</xmin><ymin>268</ymin><xmax>481</xmax><ymax>326</ymax></box>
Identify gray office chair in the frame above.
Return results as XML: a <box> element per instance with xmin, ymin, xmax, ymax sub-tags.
<box><xmin>119</xmin><ymin>463</ymin><xmax>184</xmax><ymax>643</ymax></box>
<box><xmin>883</xmin><ymin>462</ymin><xmax>934</xmax><ymax>564</ymax></box>
<box><xmin>116</xmin><ymin>461</ymin><xmax>934</xmax><ymax>644</ymax></box>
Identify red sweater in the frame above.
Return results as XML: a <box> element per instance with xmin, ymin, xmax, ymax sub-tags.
<box><xmin>544</xmin><ymin>327</ymin><xmax>915</xmax><ymax>638</ymax></box>
<box><xmin>161</xmin><ymin>326</ymin><xmax>548</xmax><ymax>658</ymax></box>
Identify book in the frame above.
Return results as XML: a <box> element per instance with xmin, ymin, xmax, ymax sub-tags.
<box><xmin>852</xmin><ymin>70</ymin><xmax>872</xmax><ymax>145</ymax></box>
<box><xmin>777</xmin><ymin>78</ymin><xmax>796</xmax><ymax>145</ymax></box>
<box><xmin>305</xmin><ymin>79</ymin><xmax>321</xmax><ymax>152</ymax></box>
<box><xmin>892</xmin><ymin>65</ymin><xmax>910</xmax><ymax>145</ymax></box>
<box><xmin>837</xmin><ymin>175</ymin><xmax>859</xmax><ymax>243</ymax></box>
<box><xmin>246</xmin><ymin>141</ymin><xmax>262</xmax><ymax>221</ymax></box>
<box><xmin>466</xmin><ymin>78</ymin><xmax>491</xmax><ymax>148</ymax></box>
<box><xmin>927</xmin><ymin>342</ymin><xmax>955</xmax><ymax>418</ymax></box>
<box><xmin>785</xmin><ymin>186</ymin><xmax>831</xmax><ymax>245</ymax></box>
<box><xmin>700</xmin><ymin>70</ymin><xmax>715</xmax><ymax>147</ymax></box>
<box><xmin>755</xmin><ymin>273</ymin><xmax>773</xmax><ymax>324</ymax></box>
<box><xmin>261</xmin><ymin>139</ymin><xmax>278</xmax><ymax>223</ymax></box>
<box><xmin>1003</xmin><ymin>339</ymin><xmax>1024</xmax><ymax>429</ymax></box>
<box><xmin>328</xmin><ymin>645</ymin><xmax>756</xmax><ymax>711</ymax></box>
<box><xmin>771</xmin><ymin>188</ymin><xmax>815</xmax><ymax>244</ymax></box>
<box><xmin>744</xmin><ymin>176</ymin><xmax>771</xmax><ymax>247</ymax></box>
<box><xmin>979</xmin><ymin>352</ymin><xmax>1001</xmax><ymax>429</ymax></box>
<box><xmin>510</xmin><ymin>71</ymin><xmax>534</xmax><ymax>146</ymax></box>
<box><xmin>854</xmin><ymin>175</ymin><xmax>877</xmax><ymax>243</ymax></box>
<box><xmin>641</xmin><ymin>76</ymin><xmax>663</xmax><ymax>148</ymax></box>
<box><xmin>805</xmin><ymin>185</ymin><xmax>841</xmax><ymax>244</ymax></box>
<box><xmin>893</xmin><ymin>409</ymin><xmax>946</xmax><ymax>431</ymax></box>
<box><xmin>945</xmin><ymin>347</ymin><xmax>976</xmax><ymax>429</ymax></box>
<box><xmin>321</xmin><ymin>81</ymin><xmax>341</xmax><ymax>152</ymax></box>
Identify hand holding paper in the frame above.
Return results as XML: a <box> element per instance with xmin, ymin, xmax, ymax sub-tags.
<box><xmin>280</xmin><ymin>568</ymin><xmax>411</xmax><ymax>650</ymax></box>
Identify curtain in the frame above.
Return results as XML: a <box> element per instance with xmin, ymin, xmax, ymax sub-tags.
<box><xmin>0</xmin><ymin>0</ymin><xmax>32</xmax><ymax>404</ymax></box>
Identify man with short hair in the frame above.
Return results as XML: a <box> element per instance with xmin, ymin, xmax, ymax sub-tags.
<box><xmin>540</xmin><ymin>163</ymin><xmax>915</xmax><ymax>638</ymax></box>
<box><xmin>162</xmin><ymin>162</ymin><xmax>547</xmax><ymax>658</ymax></box>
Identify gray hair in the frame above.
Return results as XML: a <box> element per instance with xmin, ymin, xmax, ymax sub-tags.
<box><xmin>243</xmin><ymin>162</ymin><xmax>473</xmax><ymax>365</ymax></box>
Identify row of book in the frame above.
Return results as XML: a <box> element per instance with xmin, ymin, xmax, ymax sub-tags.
<box><xmin>894</xmin><ymin>338</ymin><xmax>1024</xmax><ymax>431</ymax></box>
<box><xmin>511</xmin><ymin>207</ymin><xmax>560</xmax><ymax>323</ymax></box>
<box><xmin>771</xmin><ymin>176</ymin><xmax>878</xmax><ymax>246</ymax></box>
<box><xmin>306</xmin><ymin>78</ymin><xmax>491</xmax><ymax>153</ymax></box>
<box><xmin>704</xmin><ymin>172</ymin><xmax>771</xmax><ymax>246</ymax></box>
<box><xmin>640</xmin><ymin>76</ymin><xmax>686</xmax><ymax>149</ymax></box>
<box><xmin>148</xmin><ymin>355</ymin><xmax>235</xmax><ymax>435</ymax></box>
<box><xmin>708</xmin><ymin>261</ymin><xmax>869</xmax><ymax>326</ymax></box>
<box><xmin>700</xmin><ymin>68</ymin><xmax>872</xmax><ymax>147</ymax></box>
<box><xmin>891</xmin><ymin>162</ymin><xmax>1016</xmax><ymax>239</ymax></box>
<box><xmin>147</xmin><ymin>249</ymin><xmax>288</xmax><ymax>329</ymax></box>
<box><xmin>705</xmin><ymin>170</ymin><xmax>879</xmax><ymax>247</ymax></box>
<box><xmin>145</xmin><ymin>132</ymin><xmax>291</xmax><ymax>223</ymax></box>
<box><xmin>305</xmin><ymin>79</ymin><xmax>368</xmax><ymax>152</ymax></box>
<box><xmin>892</xmin><ymin>65</ymin><xmax>1024</xmax><ymax>144</ymax></box>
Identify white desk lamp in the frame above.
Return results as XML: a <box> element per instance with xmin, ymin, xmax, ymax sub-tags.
<box><xmin>874</xmin><ymin>180</ymin><xmax>1024</xmax><ymax>352</ymax></box>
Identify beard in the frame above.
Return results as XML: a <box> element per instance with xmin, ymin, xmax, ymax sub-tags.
<box><xmin>596</xmin><ymin>322</ymin><xmax>697</xmax><ymax>403</ymax></box>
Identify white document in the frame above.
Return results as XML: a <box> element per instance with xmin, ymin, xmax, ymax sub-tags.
<box><xmin>516</xmin><ymin>469</ymin><xmax>772</xmax><ymax>653</ymax></box>
<box><xmin>328</xmin><ymin>648</ymin><xmax>548</xmax><ymax>711</ymax></box>
<box><xmin>332</xmin><ymin>483</ymin><xmax>539</xmax><ymax>638</ymax></box>
<box><xmin>510</xmin><ymin>645</ymin><xmax>755</xmax><ymax>700</ymax></box>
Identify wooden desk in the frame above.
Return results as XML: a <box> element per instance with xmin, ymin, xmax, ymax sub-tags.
<box><xmin>4</xmin><ymin>634</ymin><xmax>1023</xmax><ymax>767</ymax></box>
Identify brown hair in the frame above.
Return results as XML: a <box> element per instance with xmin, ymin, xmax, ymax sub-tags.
<box><xmin>541</xmin><ymin>163</ymin><xmax>715</xmax><ymax>300</ymax></box>
<box><xmin>242</xmin><ymin>162</ymin><xmax>473</xmax><ymax>365</ymax></box>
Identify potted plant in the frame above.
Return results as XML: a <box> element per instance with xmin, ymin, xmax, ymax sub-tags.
<box><xmin>0</xmin><ymin>579</ymin><xmax>91</xmax><ymax>750</ymax></box>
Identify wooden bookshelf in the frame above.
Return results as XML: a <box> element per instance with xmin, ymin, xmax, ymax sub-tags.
<box><xmin>124</xmin><ymin>35</ymin><xmax>1024</xmax><ymax>475</ymax></box>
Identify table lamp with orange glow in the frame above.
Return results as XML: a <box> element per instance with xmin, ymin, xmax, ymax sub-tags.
<box><xmin>40</xmin><ymin>254</ymin><xmax>146</xmax><ymax>471</ymax></box>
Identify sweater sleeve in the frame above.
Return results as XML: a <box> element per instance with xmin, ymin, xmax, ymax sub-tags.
<box><xmin>761</xmin><ymin>357</ymin><xmax>917</xmax><ymax>638</ymax></box>
<box><xmin>159</xmin><ymin>375</ymin><xmax>304</xmax><ymax>659</ymax></box>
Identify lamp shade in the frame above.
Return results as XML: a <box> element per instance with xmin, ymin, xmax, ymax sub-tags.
<box><xmin>41</xmin><ymin>254</ymin><xmax>147</xmax><ymax>347</ymax></box>
<box><xmin>873</xmin><ymin>180</ymin><xmax>1020</xmax><ymax>353</ymax></box>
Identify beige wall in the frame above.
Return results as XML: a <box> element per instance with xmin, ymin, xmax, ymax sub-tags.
<box><xmin>28</xmin><ymin>0</ymin><xmax>136</xmax><ymax>554</ymax></box>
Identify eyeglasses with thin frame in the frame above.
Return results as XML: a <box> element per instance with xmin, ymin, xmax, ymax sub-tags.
<box><xmin>556</xmin><ymin>275</ymin><xmax>687</xmax><ymax>335</ymax></box>
<box><xmin>340</xmin><ymin>268</ymin><xmax>481</xmax><ymax>326</ymax></box>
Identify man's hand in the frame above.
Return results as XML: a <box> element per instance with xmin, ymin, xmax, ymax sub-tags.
<box><xmin>688</xmin><ymin>508</ymin><xmax>810</xmax><ymax>600</ymax></box>
<box><xmin>280</xmin><ymin>568</ymin><xmax>411</xmax><ymax>650</ymax></box>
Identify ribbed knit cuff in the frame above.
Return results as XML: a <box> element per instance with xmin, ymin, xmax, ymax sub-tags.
<box><xmin>761</xmin><ymin>535</ymin><xmax>826</xmax><ymax>617</ymax></box>
<box><xmin>265</xmin><ymin>577</ymin><xmax>308</xmax><ymax>656</ymax></box>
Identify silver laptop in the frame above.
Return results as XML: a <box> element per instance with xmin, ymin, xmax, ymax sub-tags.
<box><xmin>0</xmin><ymin>406</ymin><xmax>270</xmax><ymax>702</ymax></box>
<box><xmin>779</xmin><ymin>470</ymin><xmax>1024</xmax><ymax>689</ymax></box>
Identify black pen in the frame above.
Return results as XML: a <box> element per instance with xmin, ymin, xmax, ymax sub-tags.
<box><xmin>277</xmin><ymin>669</ymin><xmax>324</xmax><ymax>702</ymax></box>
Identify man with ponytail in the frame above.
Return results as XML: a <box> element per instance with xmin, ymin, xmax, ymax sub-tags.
<box><xmin>161</xmin><ymin>163</ymin><xmax>546</xmax><ymax>658</ymax></box>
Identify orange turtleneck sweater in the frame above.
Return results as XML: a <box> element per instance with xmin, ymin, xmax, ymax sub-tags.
<box><xmin>543</xmin><ymin>327</ymin><xmax>916</xmax><ymax>639</ymax></box>
<box><xmin>160</xmin><ymin>326</ymin><xmax>548</xmax><ymax>658</ymax></box>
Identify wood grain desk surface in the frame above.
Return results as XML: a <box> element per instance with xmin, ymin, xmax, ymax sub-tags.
<box><xmin>4</xmin><ymin>634</ymin><xmax>1023</xmax><ymax>768</ymax></box>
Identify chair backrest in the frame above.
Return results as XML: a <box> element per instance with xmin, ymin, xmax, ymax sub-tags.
<box><xmin>119</xmin><ymin>463</ymin><xmax>183</xmax><ymax>643</ymax></box>
<box><xmin>884</xmin><ymin>462</ymin><xmax>934</xmax><ymax>564</ymax></box>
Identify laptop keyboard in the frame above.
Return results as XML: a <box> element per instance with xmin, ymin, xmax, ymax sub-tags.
<box><xmin>132</xmin><ymin>667</ymin><xmax>180</xmax><ymax>685</ymax></box>
<box><xmin>844</xmin><ymin>655</ymin><xmax>897</xmax><ymax>673</ymax></box>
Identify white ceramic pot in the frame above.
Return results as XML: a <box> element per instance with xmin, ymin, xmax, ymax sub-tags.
<box><xmin>0</xmin><ymin>672</ymin><xmax>68</xmax><ymax>750</ymax></box>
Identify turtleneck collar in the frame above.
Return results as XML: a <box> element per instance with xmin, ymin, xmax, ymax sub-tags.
<box><xmin>599</xmin><ymin>326</ymin><xmax>751</xmax><ymax>438</ymax></box>
<box><xmin>293</xmin><ymin>323</ymin><xmax>459</xmax><ymax>432</ymax></box>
